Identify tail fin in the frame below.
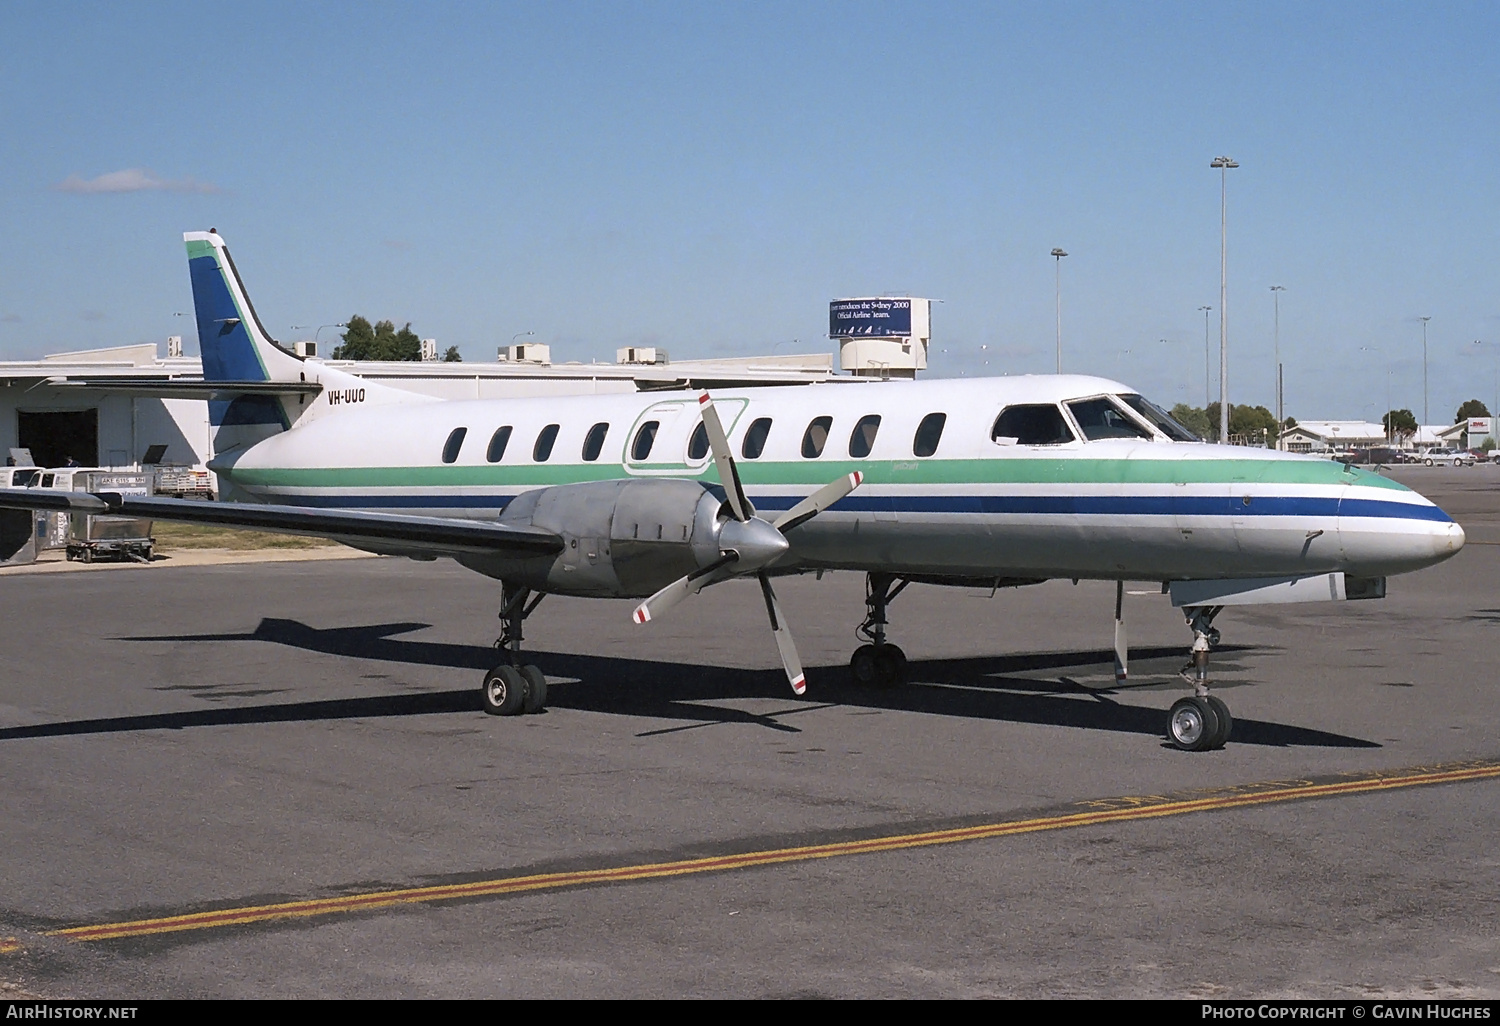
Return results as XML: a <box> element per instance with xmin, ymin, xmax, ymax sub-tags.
<box><xmin>184</xmin><ymin>230</ymin><xmax>303</xmax><ymax>383</ymax></box>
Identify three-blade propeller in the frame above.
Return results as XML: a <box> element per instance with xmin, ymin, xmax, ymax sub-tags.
<box><xmin>632</xmin><ymin>392</ymin><xmax>863</xmax><ymax>694</ymax></box>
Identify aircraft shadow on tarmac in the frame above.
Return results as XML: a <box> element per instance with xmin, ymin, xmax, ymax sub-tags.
<box><xmin>0</xmin><ymin>618</ymin><xmax>1376</xmax><ymax>749</ymax></box>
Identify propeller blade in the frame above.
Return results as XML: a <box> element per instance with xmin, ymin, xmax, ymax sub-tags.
<box><xmin>631</xmin><ymin>553</ymin><xmax>736</xmax><ymax>624</ymax></box>
<box><xmin>758</xmin><ymin>573</ymin><xmax>806</xmax><ymax>695</ymax></box>
<box><xmin>1113</xmin><ymin>580</ymin><xmax>1128</xmax><ymax>684</ymax></box>
<box><xmin>773</xmin><ymin>470</ymin><xmax>864</xmax><ymax>533</ymax></box>
<box><xmin>699</xmin><ymin>393</ymin><xmax>751</xmax><ymax>522</ymax></box>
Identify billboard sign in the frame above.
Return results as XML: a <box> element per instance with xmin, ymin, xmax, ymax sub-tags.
<box><xmin>1468</xmin><ymin>417</ymin><xmax>1493</xmax><ymax>437</ymax></box>
<box><xmin>830</xmin><ymin>298</ymin><xmax>913</xmax><ymax>338</ymax></box>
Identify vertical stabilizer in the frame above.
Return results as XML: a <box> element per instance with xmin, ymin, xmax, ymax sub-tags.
<box><xmin>184</xmin><ymin>230</ymin><xmax>304</xmax><ymax>383</ymax></box>
<box><xmin>182</xmin><ymin>230</ymin><xmax>433</xmax><ymax>471</ymax></box>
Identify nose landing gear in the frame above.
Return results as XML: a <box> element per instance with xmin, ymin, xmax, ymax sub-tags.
<box><xmin>1169</xmin><ymin>605</ymin><xmax>1231</xmax><ymax>751</ymax></box>
<box><xmin>483</xmin><ymin>582</ymin><xmax>550</xmax><ymax>716</ymax></box>
<box><xmin>849</xmin><ymin>573</ymin><xmax>910</xmax><ymax>688</ymax></box>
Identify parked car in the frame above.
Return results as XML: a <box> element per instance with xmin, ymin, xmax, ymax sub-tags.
<box><xmin>1417</xmin><ymin>447</ymin><xmax>1477</xmax><ymax>467</ymax></box>
<box><xmin>1338</xmin><ymin>447</ymin><xmax>1409</xmax><ymax>466</ymax></box>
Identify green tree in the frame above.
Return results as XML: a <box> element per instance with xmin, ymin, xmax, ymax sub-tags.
<box><xmin>332</xmin><ymin>315</ymin><xmax>423</xmax><ymax>361</ymax></box>
<box><xmin>1383</xmin><ymin>408</ymin><xmax>1418</xmax><ymax>440</ymax></box>
<box><xmin>1204</xmin><ymin>402</ymin><xmax>1279</xmax><ymax>445</ymax></box>
<box><xmin>1455</xmin><ymin>399</ymin><xmax>1491</xmax><ymax>422</ymax></box>
<box><xmin>1169</xmin><ymin>403</ymin><xmax>1212</xmax><ymax>439</ymax></box>
<box><xmin>442</xmin><ymin>345</ymin><xmax>462</xmax><ymax>363</ymax></box>
<box><xmin>1229</xmin><ymin>403</ymin><xmax>1277</xmax><ymax>445</ymax></box>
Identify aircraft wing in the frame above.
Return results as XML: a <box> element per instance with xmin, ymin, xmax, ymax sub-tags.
<box><xmin>42</xmin><ymin>378</ymin><xmax>323</xmax><ymax>397</ymax></box>
<box><xmin>0</xmin><ymin>489</ymin><xmax>562</xmax><ymax>558</ymax></box>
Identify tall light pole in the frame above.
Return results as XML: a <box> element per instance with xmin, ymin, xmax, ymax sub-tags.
<box><xmin>1270</xmin><ymin>285</ymin><xmax>1286</xmax><ymax>449</ymax></box>
<box><xmin>1360</xmin><ymin>345</ymin><xmax>1386</xmax><ymax>441</ymax></box>
<box><xmin>1198</xmin><ymin>305</ymin><xmax>1213</xmax><ymax>417</ymax></box>
<box><xmin>1211</xmin><ymin>156</ymin><xmax>1238</xmax><ymax>442</ymax></box>
<box><xmin>1051</xmin><ymin>249</ymin><xmax>1067</xmax><ymax>373</ymax></box>
<box><xmin>1418</xmin><ymin>316</ymin><xmax>1432</xmax><ymax>431</ymax></box>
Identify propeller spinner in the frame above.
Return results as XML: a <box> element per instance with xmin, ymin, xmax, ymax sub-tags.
<box><xmin>631</xmin><ymin>393</ymin><xmax>863</xmax><ymax>694</ymax></box>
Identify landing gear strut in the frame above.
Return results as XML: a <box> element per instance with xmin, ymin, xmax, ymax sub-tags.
<box><xmin>483</xmin><ymin>582</ymin><xmax>549</xmax><ymax>716</ymax></box>
<box><xmin>1168</xmin><ymin>605</ymin><xmax>1232</xmax><ymax>751</ymax></box>
<box><xmin>850</xmin><ymin>573</ymin><xmax>910</xmax><ymax>688</ymax></box>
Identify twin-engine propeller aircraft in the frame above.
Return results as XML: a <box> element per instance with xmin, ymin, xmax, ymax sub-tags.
<box><xmin>0</xmin><ymin>231</ymin><xmax>1467</xmax><ymax>750</ymax></box>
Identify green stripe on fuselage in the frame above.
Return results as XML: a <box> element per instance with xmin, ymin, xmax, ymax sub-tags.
<box><xmin>226</xmin><ymin>458</ymin><xmax>1411</xmax><ymax>491</ymax></box>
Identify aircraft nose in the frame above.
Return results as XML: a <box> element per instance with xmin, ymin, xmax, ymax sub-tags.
<box><xmin>1339</xmin><ymin>492</ymin><xmax>1465</xmax><ymax>576</ymax></box>
<box><xmin>1443</xmin><ymin>519</ymin><xmax>1466</xmax><ymax>554</ymax></box>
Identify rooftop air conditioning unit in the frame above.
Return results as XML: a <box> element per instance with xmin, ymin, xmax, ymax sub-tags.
<box><xmin>293</xmin><ymin>340</ymin><xmax>317</xmax><ymax>358</ymax></box>
<box><xmin>617</xmin><ymin>346</ymin><xmax>669</xmax><ymax>365</ymax></box>
<box><xmin>498</xmin><ymin>343</ymin><xmax>551</xmax><ymax>365</ymax></box>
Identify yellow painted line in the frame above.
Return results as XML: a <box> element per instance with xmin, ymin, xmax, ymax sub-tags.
<box><xmin>49</xmin><ymin>759</ymin><xmax>1500</xmax><ymax>943</ymax></box>
<box><xmin>0</xmin><ymin>938</ymin><xmax>20</xmax><ymax>954</ymax></box>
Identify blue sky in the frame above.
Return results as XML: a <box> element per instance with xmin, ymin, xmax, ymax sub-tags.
<box><xmin>2</xmin><ymin>1</ymin><xmax>1497</xmax><ymax>422</ymax></box>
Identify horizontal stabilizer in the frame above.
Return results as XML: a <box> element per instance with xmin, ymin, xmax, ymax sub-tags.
<box><xmin>0</xmin><ymin>489</ymin><xmax>563</xmax><ymax>559</ymax></box>
<box><xmin>1169</xmin><ymin>573</ymin><xmax>1386</xmax><ymax>607</ymax></box>
<box><xmin>43</xmin><ymin>378</ymin><xmax>323</xmax><ymax>398</ymax></box>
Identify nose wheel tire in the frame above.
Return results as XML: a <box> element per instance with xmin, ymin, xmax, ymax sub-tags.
<box><xmin>482</xmin><ymin>665</ymin><xmax>527</xmax><ymax>716</ymax></box>
<box><xmin>1205</xmin><ymin>695</ymin><xmax>1232</xmax><ymax>747</ymax></box>
<box><xmin>1168</xmin><ymin>696</ymin><xmax>1228</xmax><ymax>752</ymax></box>
<box><xmin>520</xmin><ymin>665</ymin><xmax>548</xmax><ymax>714</ymax></box>
<box><xmin>850</xmin><ymin>644</ymin><xmax>908</xmax><ymax>688</ymax></box>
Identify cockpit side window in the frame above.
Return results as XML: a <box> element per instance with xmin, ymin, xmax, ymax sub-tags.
<box><xmin>991</xmin><ymin>405</ymin><xmax>1075</xmax><ymax>445</ymax></box>
<box><xmin>1066</xmin><ymin>397</ymin><xmax>1155</xmax><ymax>441</ymax></box>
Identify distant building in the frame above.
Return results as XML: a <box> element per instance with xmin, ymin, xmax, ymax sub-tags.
<box><xmin>1278</xmin><ymin>419</ymin><xmax>1467</xmax><ymax>453</ymax></box>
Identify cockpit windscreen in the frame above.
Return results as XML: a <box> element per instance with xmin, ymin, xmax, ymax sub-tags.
<box><xmin>1065</xmin><ymin>397</ymin><xmax>1155</xmax><ymax>441</ymax></box>
<box><xmin>1118</xmin><ymin>394</ymin><xmax>1201</xmax><ymax>442</ymax></box>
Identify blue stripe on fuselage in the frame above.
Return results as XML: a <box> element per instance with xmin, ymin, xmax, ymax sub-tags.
<box><xmin>238</xmin><ymin>492</ymin><xmax>1452</xmax><ymax>523</ymax></box>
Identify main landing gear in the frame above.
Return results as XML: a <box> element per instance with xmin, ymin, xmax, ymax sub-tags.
<box><xmin>483</xmin><ymin>582</ymin><xmax>549</xmax><ymax>716</ymax></box>
<box><xmin>849</xmin><ymin>573</ymin><xmax>910</xmax><ymax>688</ymax></box>
<box><xmin>1168</xmin><ymin>605</ymin><xmax>1232</xmax><ymax>752</ymax></box>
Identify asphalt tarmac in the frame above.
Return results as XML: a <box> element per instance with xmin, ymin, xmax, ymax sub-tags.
<box><xmin>1</xmin><ymin>466</ymin><xmax>1497</xmax><ymax>998</ymax></box>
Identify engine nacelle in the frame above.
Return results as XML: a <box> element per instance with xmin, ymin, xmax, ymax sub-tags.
<box><xmin>459</xmin><ymin>478</ymin><xmax>725</xmax><ymax>597</ymax></box>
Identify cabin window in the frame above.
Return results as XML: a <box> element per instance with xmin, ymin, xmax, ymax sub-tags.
<box><xmin>688</xmin><ymin>422</ymin><xmax>710</xmax><ymax>461</ymax></box>
<box><xmin>582</xmin><ymin>422</ymin><xmax>609</xmax><ymax>462</ymax></box>
<box><xmin>1066</xmin><ymin>398</ymin><xmax>1154</xmax><ymax>441</ymax></box>
<box><xmin>801</xmin><ymin>416</ymin><xmax>833</xmax><ymax>458</ymax></box>
<box><xmin>741</xmin><ymin>418</ymin><xmax>772</xmax><ymax>459</ymax></box>
<box><xmin>632</xmin><ymin>420</ymin><xmax>660</xmax><ymax>461</ymax></box>
<box><xmin>533</xmin><ymin>424</ymin><xmax>560</xmax><ymax>462</ymax></box>
<box><xmin>913</xmin><ymin>413</ymin><xmax>946</xmax><ymax>457</ymax></box>
<box><xmin>848</xmin><ymin>415</ymin><xmax>881</xmax><ymax>458</ymax></box>
<box><xmin>486</xmin><ymin>426</ymin><xmax>513</xmax><ymax>463</ymax></box>
<box><xmin>441</xmin><ymin>427</ymin><xmax>468</xmax><ymax>464</ymax></box>
<box><xmin>991</xmin><ymin>405</ymin><xmax>1075</xmax><ymax>446</ymax></box>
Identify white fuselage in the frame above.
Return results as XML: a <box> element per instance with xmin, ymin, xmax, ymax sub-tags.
<box><xmin>212</xmin><ymin>374</ymin><xmax>1465</xmax><ymax>584</ymax></box>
